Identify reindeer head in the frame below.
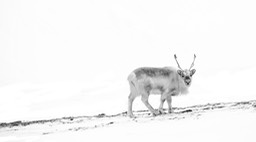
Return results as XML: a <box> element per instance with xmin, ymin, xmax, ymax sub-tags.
<box><xmin>174</xmin><ymin>54</ymin><xmax>196</xmax><ymax>87</ymax></box>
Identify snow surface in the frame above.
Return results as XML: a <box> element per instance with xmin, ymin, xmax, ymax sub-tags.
<box><xmin>1</xmin><ymin>100</ymin><xmax>256</xmax><ymax>142</ymax></box>
<box><xmin>1</xmin><ymin>0</ymin><xmax>256</xmax><ymax>141</ymax></box>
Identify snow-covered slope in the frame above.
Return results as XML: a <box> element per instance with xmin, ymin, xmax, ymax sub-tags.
<box><xmin>1</xmin><ymin>100</ymin><xmax>256</xmax><ymax>142</ymax></box>
<box><xmin>1</xmin><ymin>0</ymin><xmax>256</xmax><ymax>141</ymax></box>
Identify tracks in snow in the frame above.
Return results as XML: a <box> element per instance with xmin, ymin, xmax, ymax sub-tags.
<box><xmin>0</xmin><ymin>100</ymin><xmax>256</xmax><ymax>136</ymax></box>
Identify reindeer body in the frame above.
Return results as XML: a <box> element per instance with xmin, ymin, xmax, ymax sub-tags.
<box><xmin>127</xmin><ymin>54</ymin><xmax>196</xmax><ymax>118</ymax></box>
<box><xmin>127</xmin><ymin>67</ymin><xmax>188</xmax><ymax>117</ymax></box>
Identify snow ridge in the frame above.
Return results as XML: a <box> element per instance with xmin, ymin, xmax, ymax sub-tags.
<box><xmin>0</xmin><ymin>100</ymin><xmax>255</xmax><ymax>136</ymax></box>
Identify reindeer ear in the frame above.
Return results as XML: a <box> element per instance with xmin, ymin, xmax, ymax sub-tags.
<box><xmin>177</xmin><ymin>70</ymin><xmax>183</xmax><ymax>77</ymax></box>
<box><xmin>190</xmin><ymin>69</ymin><xmax>196</xmax><ymax>76</ymax></box>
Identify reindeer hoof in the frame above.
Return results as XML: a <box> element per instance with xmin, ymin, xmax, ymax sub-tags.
<box><xmin>128</xmin><ymin>112</ymin><xmax>135</xmax><ymax>118</ymax></box>
<box><xmin>168</xmin><ymin>109</ymin><xmax>174</xmax><ymax>113</ymax></box>
<box><xmin>158</xmin><ymin>109</ymin><xmax>167</xmax><ymax>115</ymax></box>
<box><xmin>152</xmin><ymin>110</ymin><xmax>161</xmax><ymax>116</ymax></box>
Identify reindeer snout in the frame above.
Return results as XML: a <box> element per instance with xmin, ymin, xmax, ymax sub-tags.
<box><xmin>184</xmin><ymin>76</ymin><xmax>191</xmax><ymax>84</ymax></box>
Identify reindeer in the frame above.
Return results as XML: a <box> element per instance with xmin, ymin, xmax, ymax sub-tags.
<box><xmin>127</xmin><ymin>54</ymin><xmax>196</xmax><ymax>118</ymax></box>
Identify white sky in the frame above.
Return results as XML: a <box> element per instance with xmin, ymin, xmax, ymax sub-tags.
<box><xmin>1</xmin><ymin>0</ymin><xmax>256</xmax><ymax>85</ymax></box>
<box><xmin>1</xmin><ymin>0</ymin><xmax>256</xmax><ymax>123</ymax></box>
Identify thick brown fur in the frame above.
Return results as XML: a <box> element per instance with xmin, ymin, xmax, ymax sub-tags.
<box><xmin>127</xmin><ymin>67</ymin><xmax>191</xmax><ymax>118</ymax></box>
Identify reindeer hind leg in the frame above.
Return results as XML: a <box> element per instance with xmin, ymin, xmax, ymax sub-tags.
<box><xmin>141</xmin><ymin>93</ymin><xmax>160</xmax><ymax>116</ymax></box>
<box><xmin>128</xmin><ymin>93</ymin><xmax>136</xmax><ymax>118</ymax></box>
<box><xmin>128</xmin><ymin>81</ymin><xmax>139</xmax><ymax>118</ymax></box>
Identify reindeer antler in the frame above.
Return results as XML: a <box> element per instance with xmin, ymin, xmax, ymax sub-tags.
<box><xmin>174</xmin><ymin>54</ymin><xmax>183</xmax><ymax>70</ymax></box>
<box><xmin>189</xmin><ymin>54</ymin><xmax>196</xmax><ymax>70</ymax></box>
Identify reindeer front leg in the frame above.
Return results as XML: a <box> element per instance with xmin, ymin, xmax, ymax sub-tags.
<box><xmin>158</xmin><ymin>90</ymin><xmax>170</xmax><ymax>114</ymax></box>
<box><xmin>158</xmin><ymin>96</ymin><xmax>166</xmax><ymax>114</ymax></box>
<box><xmin>167</xmin><ymin>95</ymin><xmax>173</xmax><ymax>113</ymax></box>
